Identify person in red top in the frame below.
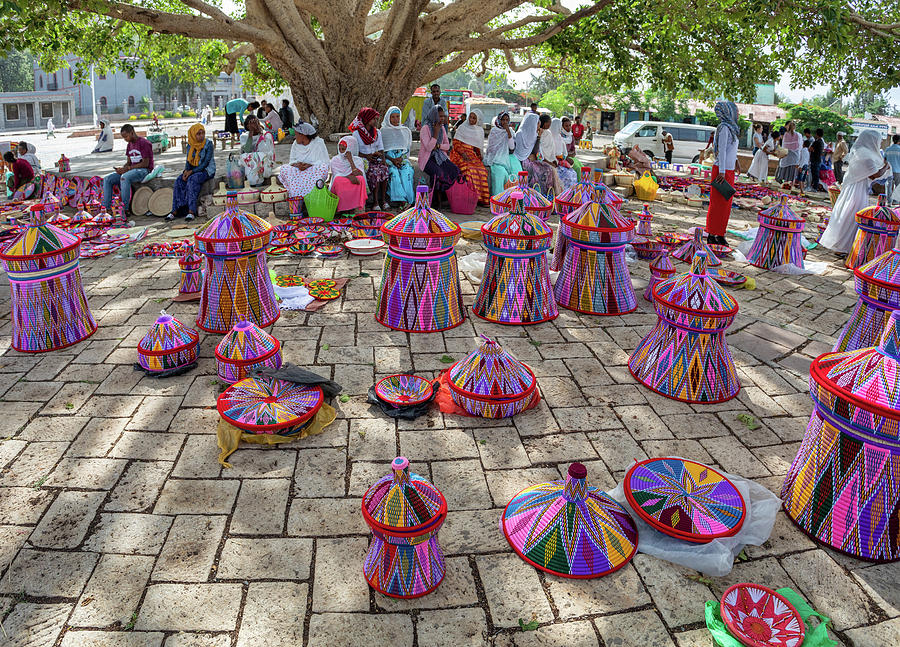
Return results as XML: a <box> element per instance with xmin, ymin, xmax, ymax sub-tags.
<box><xmin>102</xmin><ymin>123</ymin><xmax>154</xmax><ymax>215</ymax></box>
<box><xmin>571</xmin><ymin>116</ymin><xmax>585</xmax><ymax>145</ymax></box>
<box><xmin>4</xmin><ymin>151</ymin><xmax>35</xmax><ymax>199</ymax></box>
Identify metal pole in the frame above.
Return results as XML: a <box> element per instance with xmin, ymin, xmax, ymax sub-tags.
<box><xmin>90</xmin><ymin>64</ymin><xmax>97</xmax><ymax>127</ymax></box>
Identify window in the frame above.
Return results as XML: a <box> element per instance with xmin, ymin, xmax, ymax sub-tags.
<box><xmin>128</xmin><ymin>95</ymin><xmax>135</xmax><ymax>108</ymax></box>
<box><xmin>68</xmin><ymin>69</ymin><xmax>73</xmax><ymax>82</ymax></box>
<box><xmin>40</xmin><ymin>103</ymin><xmax>53</xmax><ymax>119</ymax></box>
<box><xmin>636</xmin><ymin>125</ymin><xmax>658</xmax><ymax>138</ymax></box>
<box><xmin>98</xmin><ymin>96</ymin><xmax>107</xmax><ymax>108</ymax></box>
<box><xmin>39</xmin><ymin>76</ymin><xmax>43</xmax><ymax>88</ymax></box>
<box><xmin>5</xmin><ymin>104</ymin><xmax>19</xmax><ymax>121</ymax></box>
<box><xmin>98</xmin><ymin>73</ymin><xmax>106</xmax><ymax>80</ymax></box>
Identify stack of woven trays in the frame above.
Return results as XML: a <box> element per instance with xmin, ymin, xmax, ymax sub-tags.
<box><xmin>217</xmin><ymin>375</ymin><xmax>324</xmax><ymax>437</ymax></box>
<box><xmin>446</xmin><ymin>336</ymin><xmax>538</xmax><ymax>418</ymax></box>
<box><xmin>215</xmin><ymin>321</ymin><xmax>282</xmax><ymax>384</ymax></box>
<box><xmin>490</xmin><ymin>171</ymin><xmax>553</xmax><ymax>220</ymax></box>
<box><xmin>137</xmin><ymin>311</ymin><xmax>199</xmax><ymax>375</ymax></box>
<box><xmin>782</xmin><ymin>310</ymin><xmax>900</xmax><ymax>562</ymax></box>
<box><xmin>361</xmin><ymin>456</ymin><xmax>447</xmax><ymax>598</ymax></box>
<box><xmin>833</xmin><ymin>236</ymin><xmax>900</xmax><ymax>353</ymax></box>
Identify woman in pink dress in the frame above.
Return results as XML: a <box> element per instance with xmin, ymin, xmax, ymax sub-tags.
<box><xmin>329</xmin><ymin>135</ymin><xmax>367</xmax><ymax>213</ymax></box>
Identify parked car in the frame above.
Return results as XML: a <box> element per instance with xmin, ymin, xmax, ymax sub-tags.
<box><xmin>613</xmin><ymin>121</ymin><xmax>716</xmax><ymax>162</ymax></box>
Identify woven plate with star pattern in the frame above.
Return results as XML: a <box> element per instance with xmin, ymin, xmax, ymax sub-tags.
<box><xmin>624</xmin><ymin>457</ymin><xmax>746</xmax><ymax>543</ymax></box>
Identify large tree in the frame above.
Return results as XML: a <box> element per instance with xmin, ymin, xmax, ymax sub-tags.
<box><xmin>3</xmin><ymin>1</ymin><xmax>900</xmax><ymax>133</ymax></box>
<box><xmin>0</xmin><ymin>50</ymin><xmax>34</xmax><ymax>93</ymax></box>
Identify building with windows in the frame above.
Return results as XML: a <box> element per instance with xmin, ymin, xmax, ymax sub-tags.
<box><xmin>0</xmin><ymin>90</ymin><xmax>76</xmax><ymax>130</ymax></box>
<box><xmin>34</xmin><ymin>57</ymin><xmax>154</xmax><ymax>117</ymax></box>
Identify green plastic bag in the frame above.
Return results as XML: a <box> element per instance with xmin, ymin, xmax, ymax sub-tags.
<box><xmin>304</xmin><ymin>179</ymin><xmax>338</xmax><ymax>222</ymax></box>
<box><xmin>705</xmin><ymin>588</ymin><xmax>837</xmax><ymax>647</ymax></box>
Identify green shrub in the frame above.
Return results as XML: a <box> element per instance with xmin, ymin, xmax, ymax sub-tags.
<box><xmin>139</xmin><ymin>113</ymin><xmax>148</xmax><ymax>119</ymax></box>
<box><xmin>213</xmin><ymin>108</ymin><xmax>225</xmax><ymax>116</ymax></box>
<box><xmin>173</xmin><ymin>112</ymin><xmax>182</xmax><ymax>118</ymax></box>
<box><xmin>163</xmin><ymin>110</ymin><xmax>175</xmax><ymax>118</ymax></box>
<box><xmin>185</xmin><ymin>109</ymin><xmax>197</xmax><ymax>117</ymax></box>
<box><xmin>128</xmin><ymin>115</ymin><xmax>137</xmax><ymax>121</ymax></box>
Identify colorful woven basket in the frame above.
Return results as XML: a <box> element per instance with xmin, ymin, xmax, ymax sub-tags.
<box><xmin>845</xmin><ymin>195</ymin><xmax>900</xmax><ymax>271</ymax></box>
<box><xmin>215</xmin><ymin>320</ymin><xmax>283</xmax><ymax>384</ymax></box>
<box><xmin>644</xmin><ymin>250</ymin><xmax>676</xmax><ymax>302</ymax></box>
<box><xmin>473</xmin><ymin>192</ymin><xmax>558</xmax><ymax>325</ymax></box>
<box><xmin>362</xmin><ymin>457</ymin><xmax>447</xmax><ymax>598</ymax></box>
<box><xmin>446</xmin><ymin>336</ymin><xmax>538</xmax><ymax>418</ymax></box>
<box><xmin>194</xmin><ymin>190</ymin><xmax>279</xmax><ymax>333</ymax></box>
<box><xmin>552</xmin><ymin>201</ymin><xmax>637</xmax><ymax>316</ymax></box>
<box><xmin>374</xmin><ymin>375</ymin><xmax>434</xmax><ymax>407</ymax></box>
<box><xmin>629</xmin><ymin>250</ymin><xmax>740</xmax><ymax>403</ymax></box>
<box><xmin>720</xmin><ymin>583</ymin><xmax>805</xmax><ymax>647</ymax></box>
<box><xmin>217</xmin><ymin>375</ymin><xmax>323</xmax><ymax>435</ymax></box>
<box><xmin>490</xmin><ymin>171</ymin><xmax>553</xmax><ymax>219</ymax></box>
<box><xmin>782</xmin><ymin>310</ymin><xmax>900</xmax><ymax>562</ymax></box>
<box><xmin>624</xmin><ymin>457</ymin><xmax>746</xmax><ymax>543</ymax></box>
<box><xmin>833</xmin><ymin>237</ymin><xmax>900</xmax><ymax>353</ymax></box>
<box><xmin>501</xmin><ymin>462</ymin><xmax>638</xmax><ymax>578</ymax></box>
<box><xmin>671</xmin><ymin>227</ymin><xmax>723</xmax><ymax>267</ymax></box>
<box><xmin>137</xmin><ymin>311</ymin><xmax>199</xmax><ymax>374</ymax></box>
<box><xmin>380</xmin><ymin>186</ymin><xmax>461</xmax><ymax>254</ymax></box>
<box><xmin>352</xmin><ymin>211</ymin><xmax>392</xmax><ymax>238</ymax></box>
<box><xmin>0</xmin><ymin>204</ymin><xmax>97</xmax><ymax>352</ymax></box>
<box><xmin>178</xmin><ymin>244</ymin><xmax>203</xmax><ymax>297</ymax></box>
<box><xmin>746</xmin><ymin>195</ymin><xmax>806</xmax><ymax>270</ymax></box>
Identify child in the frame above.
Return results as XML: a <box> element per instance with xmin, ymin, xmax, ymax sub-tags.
<box><xmin>797</xmin><ymin>140</ymin><xmax>810</xmax><ymax>190</ymax></box>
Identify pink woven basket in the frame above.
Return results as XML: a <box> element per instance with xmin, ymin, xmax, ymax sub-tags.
<box><xmin>446</xmin><ymin>178</ymin><xmax>478</xmax><ymax>216</ymax></box>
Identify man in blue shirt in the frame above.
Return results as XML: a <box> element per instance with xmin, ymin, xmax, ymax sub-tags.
<box><xmin>886</xmin><ymin>134</ymin><xmax>900</xmax><ymax>200</ymax></box>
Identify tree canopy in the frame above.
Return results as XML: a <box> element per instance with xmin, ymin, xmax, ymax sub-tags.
<box><xmin>0</xmin><ymin>50</ymin><xmax>34</xmax><ymax>93</ymax></box>
<box><xmin>1</xmin><ymin>1</ymin><xmax>898</xmax><ymax>132</ymax></box>
<box><xmin>773</xmin><ymin>104</ymin><xmax>852</xmax><ymax>141</ymax></box>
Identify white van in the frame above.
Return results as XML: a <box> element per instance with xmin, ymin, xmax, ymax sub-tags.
<box><xmin>613</xmin><ymin>121</ymin><xmax>716</xmax><ymax>162</ymax></box>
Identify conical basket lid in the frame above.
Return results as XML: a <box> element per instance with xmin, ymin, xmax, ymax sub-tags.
<box><xmin>71</xmin><ymin>204</ymin><xmax>92</xmax><ymax>225</ymax></box>
<box><xmin>138</xmin><ymin>311</ymin><xmax>199</xmax><ymax>355</ymax></box>
<box><xmin>361</xmin><ymin>456</ymin><xmax>447</xmax><ymax>535</ymax></box>
<box><xmin>215</xmin><ymin>321</ymin><xmax>280</xmax><ymax>365</ymax></box>
<box><xmin>653</xmin><ymin>251</ymin><xmax>738</xmax><ymax>316</ymax></box>
<box><xmin>556</xmin><ymin>168</ymin><xmax>623</xmax><ymax>209</ymax></box>
<box><xmin>501</xmin><ymin>463</ymin><xmax>638</xmax><ymax>578</ymax></box>
<box><xmin>649</xmin><ymin>249</ymin><xmax>675</xmax><ymax>274</ymax></box>
<box><xmin>1</xmin><ymin>205</ymin><xmax>80</xmax><ymax>260</ymax></box>
<box><xmin>759</xmin><ymin>195</ymin><xmax>804</xmax><ymax>224</ymax></box>
<box><xmin>179</xmin><ymin>244</ymin><xmax>203</xmax><ymax>268</ymax></box>
<box><xmin>492</xmin><ymin>172</ymin><xmax>552</xmax><ymax>211</ymax></box>
<box><xmin>382</xmin><ymin>186</ymin><xmax>461</xmax><ymax>242</ymax></box>
<box><xmin>855</xmin><ymin>195</ymin><xmax>900</xmax><ymax>227</ymax></box>
<box><xmin>564</xmin><ymin>201</ymin><xmax>633</xmax><ymax>234</ymax></box>
<box><xmin>447</xmin><ymin>336</ymin><xmax>536</xmax><ymax>400</ymax></box>
<box><xmin>671</xmin><ymin>227</ymin><xmax>722</xmax><ymax>266</ymax></box>
<box><xmin>809</xmin><ymin>310</ymin><xmax>900</xmax><ymax>440</ymax></box>
<box><xmin>217</xmin><ymin>375</ymin><xmax>323</xmax><ymax>433</ymax></box>
<box><xmin>482</xmin><ymin>193</ymin><xmax>552</xmax><ymax>241</ymax></box>
<box><xmin>196</xmin><ymin>191</ymin><xmax>272</xmax><ymax>245</ymax></box>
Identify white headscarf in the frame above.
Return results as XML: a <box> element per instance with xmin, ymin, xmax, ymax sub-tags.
<box><xmin>560</xmin><ymin>119</ymin><xmax>573</xmax><ymax>146</ymax></box>
<box><xmin>515</xmin><ymin>112</ymin><xmax>540</xmax><ymax>162</ymax></box>
<box><xmin>288</xmin><ymin>130</ymin><xmax>329</xmax><ymax>166</ymax></box>
<box><xmin>381</xmin><ymin>106</ymin><xmax>412</xmax><ymax>152</ymax></box>
<box><xmin>549</xmin><ymin>118</ymin><xmax>566</xmax><ymax>159</ymax></box>
<box><xmin>330</xmin><ymin>135</ymin><xmax>365</xmax><ymax>178</ymax></box>
<box><xmin>484</xmin><ymin>112</ymin><xmax>514</xmax><ymax>167</ymax></box>
<box><xmin>843</xmin><ymin>129</ymin><xmax>886</xmax><ymax>187</ymax></box>
<box><xmin>454</xmin><ymin>109</ymin><xmax>484</xmax><ymax>150</ymax></box>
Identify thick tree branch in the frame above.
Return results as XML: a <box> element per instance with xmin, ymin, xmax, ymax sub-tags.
<box><xmin>846</xmin><ymin>11</ymin><xmax>900</xmax><ymax>35</ymax></box>
<box><xmin>475</xmin><ymin>14</ymin><xmax>555</xmax><ymax>36</ymax></box>
<box><xmin>179</xmin><ymin>0</ymin><xmax>232</xmax><ymax>23</ymax></box>
<box><xmin>366</xmin><ymin>1</ymin><xmax>441</xmax><ymax>36</ymax></box>
<box><xmin>502</xmin><ymin>49</ymin><xmax>538</xmax><ymax>72</ymax></box>
<box><xmin>426</xmin><ymin>52</ymin><xmax>476</xmax><ymax>82</ymax></box>
<box><xmin>223</xmin><ymin>43</ymin><xmax>256</xmax><ymax>74</ymax></box>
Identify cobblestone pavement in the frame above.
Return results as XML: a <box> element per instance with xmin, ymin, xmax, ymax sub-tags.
<box><xmin>1</xmin><ymin>196</ymin><xmax>898</xmax><ymax>647</ymax></box>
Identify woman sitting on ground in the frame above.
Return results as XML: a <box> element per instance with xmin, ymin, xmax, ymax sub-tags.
<box><xmin>381</xmin><ymin>106</ymin><xmax>415</xmax><ymax>209</ymax></box>
<box><xmin>93</xmin><ymin>119</ymin><xmax>114</xmax><ymax>153</ymax></box>
<box><xmin>550</xmin><ymin>117</ymin><xmax>577</xmax><ymax>191</ymax></box>
<box><xmin>560</xmin><ymin>117</ymin><xmax>582</xmax><ymax>175</ymax></box>
<box><xmin>277</xmin><ymin>123</ymin><xmax>330</xmax><ymax>203</ymax></box>
<box><xmin>419</xmin><ymin>106</ymin><xmax>460</xmax><ymax>198</ymax></box>
<box><xmin>349</xmin><ymin>107</ymin><xmax>390</xmax><ymax>210</ymax></box>
<box><xmin>17</xmin><ymin>142</ymin><xmax>40</xmax><ymax>173</ymax></box>
<box><xmin>4</xmin><ymin>151</ymin><xmax>35</xmax><ymax>200</ymax></box>
<box><xmin>448</xmin><ymin>109</ymin><xmax>490</xmax><ymax>205</ymax></box>
<box><xmin>329</xmin><ymin>135</ymin><xmax>368</xmax><ymax>213</ymax></box>
<box><xmin>239</xmin><ymin>115</ymin><xmax>276</xmax><ymax>186</ymax></box>
<box><xmin>483</xmin><ymin>111</ymin><xmax>522</xmax><ymax>196</ymax></box>
<box><xmin>167</xmin><ymin>123</ymin><xmax>215</xmax><ymax>221</ymax></box>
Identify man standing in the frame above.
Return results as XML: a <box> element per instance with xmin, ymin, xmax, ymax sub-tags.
<box><xmin>224</xmin><ymin>97</ymin><xmax>253</xmax><ymax>134</ymax></box>
<box><xmin>662</xmin><ymin>129</ymin><xmax>675</xmax><ymax>163</ymax></box>
<box><xmin>886</xmin><ymin>134</ymin><xmax>900</xmax><ymax>200</ymax></box>
<box><xmin>808</xmin><ymin>128</ymin><xmax>825</xmax><ymax>191</ymax></box>
<box><xmin>279</xmin><ymin>99</ymin><xmax>295</xmax><ymax>129</ymax></box>
<box><xmin>420</xmin><ymin>84</ymin><xmax>446</xmax><ymax>127</ymax></box>
<box><xmin>102</xmin><ymin>124</ymin><xmax>153</xmax><ymax>215</ymax></box>
<box><xmin>833</xmin><ymin>132</ymin><xmax>848</xmax><ymax>183</ymax></box>
<box><xmin>571</xmin><ymin>116</ymin><xmax>585</xmax><ymax>147</ymax></box>
<box><xmin>802</xmin><ymin>128</ymin><xmax>812</xmax><ymax>146</ymax></box>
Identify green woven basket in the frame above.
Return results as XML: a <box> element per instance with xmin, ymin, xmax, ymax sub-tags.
<box><xmin>305</xmin><ymin>180</ymin><xmax>338</xmax><ymax>222</ymax></box>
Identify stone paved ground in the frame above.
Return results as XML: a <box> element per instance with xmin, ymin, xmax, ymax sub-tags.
<box><xmin>1</xmin><ymin>194</ymin><xmax>899</xmax><ymax>647</ymax></box>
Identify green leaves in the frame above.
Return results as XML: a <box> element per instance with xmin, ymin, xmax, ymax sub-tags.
<box><xmin>518</xmin><ymin>617</ymin><xmax>540</xmax><ymax>632</ymax></box>
<box><xmin>439</xmin><ymin>355</ymin><xmax>454</xmax><ymax>364</ymax></box>
<box><xmin>736</xmin><ymin>413</ymin><xmax>761</xmax><ymax>431</ymax></box>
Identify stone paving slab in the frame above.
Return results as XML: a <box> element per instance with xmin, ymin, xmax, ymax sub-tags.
<box><xmin>0</xmin><ymin>192</ymin><xmax>889</xmax><ymax>646</ymax></box>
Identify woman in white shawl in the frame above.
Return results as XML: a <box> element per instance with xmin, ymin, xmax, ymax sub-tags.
<box><xmin>381</xmin><ymin>106</ymin><xmax>414</xmax><ymax>208</ymax></box>
<box><xmin>820</xmin><ymin>129</ymin><xmax>891</xmax><ymax>254</ymax></box>
<box><xmin>517</xmin><ymin>112</ymin><xmax>560</xmax><ymax>196</ymax></box>
<box><xmin>550</xmin><ymin>118</ymin><xmax>577</xmax><ymax>191</ymax></box>
<box><xmin>449</xmin><ymin>109</ymin><xmax>490</xmax><ymax>204</ymax></box>
<box><xmin>239</xmin><ymin>115</ymin><xmax>276</xmax><ymax>185</ymax></box>
<box><xmin>17</xmin><ymin>142</ymin><xmax>40</xmax><ymax>173</ymax></box>
<box><xmin>483</xmin><ymin>111</ymin><xmax>522</xmax><ymax>195</ymax></box>
<box><xmin>278</xmin><ymin>122</ymin><xmax>330</xmax><ymax>199</ymax></box>
<box><xmin>748</xmin><ymin>126</ymin><xmax>775</xmax><ymax>181</ymax></box>
<box><xmin>92</xmin><ymin>120</ymin><xmax>114</xmax><ymax>153</ymax></box>
<box><xmin>329</xmin><ymin>135</ymin><xmax>367</xmax><ymax>213</ymax></box>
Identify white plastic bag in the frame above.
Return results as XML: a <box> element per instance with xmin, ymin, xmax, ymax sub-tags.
<box><xmin>609</xmin><ymin>459</ymin><xmax>781</xmax><ymax>576</ymax></box>
<box><xmin>457</xmin><ymin>251</ymin><xmax>487</xmax><ymax>285</ymax></box>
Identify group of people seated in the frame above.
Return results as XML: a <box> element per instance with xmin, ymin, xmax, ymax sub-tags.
<box><xmin>4</xmin><ymin>141</ymin><xmax>41</xmax><ymax>200</ymax></box>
